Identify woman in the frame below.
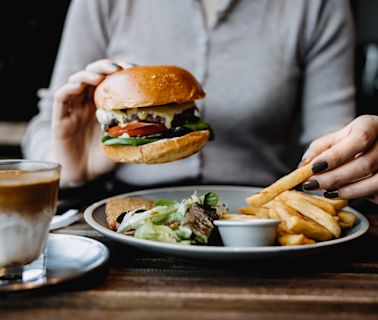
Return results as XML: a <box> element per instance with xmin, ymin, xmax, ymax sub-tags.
<box><xmin>22</xmin><ymin>0</ymin><xmax>355</xmax><ymax>191</ymax></box>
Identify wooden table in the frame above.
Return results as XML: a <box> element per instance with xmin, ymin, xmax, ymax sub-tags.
<box><xmin>1</xmin><ymin>200</ymin><xmax>378</xmax><ymax>319</ymax></box>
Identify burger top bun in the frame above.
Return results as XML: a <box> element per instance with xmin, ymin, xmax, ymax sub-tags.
<box><xmin>94</xmin><ymin>65</ymin><xmax>206</xmax><ymax>110</ymax></box>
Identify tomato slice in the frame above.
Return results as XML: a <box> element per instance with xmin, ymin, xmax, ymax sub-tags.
<box><xmin>108</xmin><ymin>123</ymin><xmax>167</xmax><ymax>137</ymax></box>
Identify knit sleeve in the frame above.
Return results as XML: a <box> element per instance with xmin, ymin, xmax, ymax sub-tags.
<box><xmin>299</xmin><ymin>0</ymin><xmax>356</xmax><ymax>145</ymax></box>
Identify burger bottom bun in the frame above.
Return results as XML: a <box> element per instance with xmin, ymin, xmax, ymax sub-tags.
<box><xmin>102</xmin><ymin>130</ymin><xmax>210</xmax><ymax>164</ymax></box>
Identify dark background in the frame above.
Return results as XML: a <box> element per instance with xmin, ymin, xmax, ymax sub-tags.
<box><xmin>0</xmin><ymin>0</ymin><xmax>377</xmax><ymax>122</ymax></box>
<box><xmin>0</xmin><ymin>1</ymin><xmax>71</xmax><ymax>121</ymax></box>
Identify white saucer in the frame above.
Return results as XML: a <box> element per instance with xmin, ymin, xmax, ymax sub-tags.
<box><xmin>0</xmin><ymin>233</ymin><xmax>109</xmax><ymax>293</ymax></box>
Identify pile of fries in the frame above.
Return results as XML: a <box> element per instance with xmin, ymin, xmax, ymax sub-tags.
<box><xmin>221</xmin><ymin>164</ymin><xmax>357</xmax><ymax>246</ymax></box>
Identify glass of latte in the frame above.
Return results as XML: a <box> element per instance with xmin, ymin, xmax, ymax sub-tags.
<box><xmin>0</xmin><ymin>160</ymin><xmax>60</xmax><ymax>285</ymax></box>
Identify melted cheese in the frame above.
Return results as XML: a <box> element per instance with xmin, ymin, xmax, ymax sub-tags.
<box><xmin>126</xmin><ymin>102</ymin><xmax>195</xmax><ymax>129</ymax></box>
<box><xmin>96</xmin><ymin>102</ymin><xmax>196</xmax><ymax>129</ymax></box>
<box><xmin>96</xmin><ymin>109</ymin><xmax>126</xmax><ymax>126</ymax></box>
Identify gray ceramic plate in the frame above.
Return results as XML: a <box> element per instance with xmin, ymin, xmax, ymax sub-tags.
<box><xmin>1</xmin><ymin>234</ymin><xmax>109</xmax><ymax>292</ymax></box>
<box><xmin>84</xmin><ymin>185</ymin><xmax>369</xmax><ymax>260</ymax></box>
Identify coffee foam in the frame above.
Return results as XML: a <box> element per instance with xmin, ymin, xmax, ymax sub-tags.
<box><xmin>0</xmin><ymin>170</ymin><xmax>59</xmax><ymax>186</ymax></box>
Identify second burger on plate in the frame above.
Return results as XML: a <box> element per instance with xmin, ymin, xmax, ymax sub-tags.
<box><xmin>95</xmin><ymin>65</ymin><xmax>213</xmax><ymax>164</ymax></box>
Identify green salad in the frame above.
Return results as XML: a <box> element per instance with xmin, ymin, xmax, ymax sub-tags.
<box><xmin>116</xmin><ymin>192</ymin><xmax>222</xmax><ymax>245</ymax></box>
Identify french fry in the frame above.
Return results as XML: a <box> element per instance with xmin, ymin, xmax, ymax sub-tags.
<box><xmin>268</xmin><ymin>209</ymin><xmax>280</xmax><ymax>220</ymax></box>
<box><xmin>221</xmin><ymin>213</ymin><xmax>257</xmax><ymax>220</ymax></box>
<box><xmin>272</xmin><ymin>200</ymin><xmax>333</xmax><ymax>241</ymax></box>
<box><xmin>278</xmin><ymin>233</ymin><xmax>315</xmax><ymax>246</ymax></box>
<box><xmin>241</xmin><ymin>163</ymin><xmax>352</xmax><ymax>246</ymax></box>
<box><xmin>313</xmin><ymin>195</ymin><xmax>348</xmax><ymax>210</ymax></box>
<box><xmin>339</xmin><ymin>222</ymin><xmax>349</xmax><ymax>229</ymax></box>
<box><xmin>285</xmin><ymin>198</ymin><xmax>341</xmax><ymax>238</ymax></box>
<box><xmin>239</xmin><ymin>207</ymin><xmax>270</xmax><ymax>216</ymax></box>
<box><xmin>286</xmin><ymin>216</ymin><xmax>333</xmax><ymax>241</ymax></box>
<box><xmin>255</xmin><ymin>210</ymin><xmax>269</xmax><ymax>219</ymax></box>
<box><xmin>277</xmin><ymin>221</ymin><xmax>291</xmax><ymax>234</ymax></box>
<box><xmin>245</xmin><ymin>163</ymin><xmax>313</xmax><ymax>207</ymax></box>
<box><xmin>279</xmin><ymin>190</ymin><xmax>336</xmax><ymax>215</ymax></box>
<box><xmin>269</xmin><ymin>199</ymin><xmax>302</xmax><ymax>218</ymax></box>
<box><xmin>337</xmin><ymin>210</ymin><xmax>357</xmax><ymax>228</ymax></box>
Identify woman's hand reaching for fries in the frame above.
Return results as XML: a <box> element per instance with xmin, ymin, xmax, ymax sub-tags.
<box><xmin>300</xmin><ymin>115</ymin><xmax>378</xmax><ymax>203</ymax></box>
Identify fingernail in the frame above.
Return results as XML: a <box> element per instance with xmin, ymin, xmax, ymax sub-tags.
<box><xmin>111</xmin><ymin>62</ymin><xmax>123</xmax><ymax>70</ymax></box>
<box><xmin>297</xmin><ymin>158</ymin><xmax>307</xmax><ymax>168</ymax></box>
<box><xmin>312</xmin><ymin>160</ymin><xmax>328</xmax><ymax>174</ymax></box>
<box><xmin>324</xmin><ymin>190</ymin><xmax>339</xmax><ymax>199</ymax></box>
<box><xmin>302</xmin><ymin>180</ymin><xmax>320</xmax><ymax>191</ymax></box>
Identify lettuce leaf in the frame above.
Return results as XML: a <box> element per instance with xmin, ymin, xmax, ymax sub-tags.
<box><xmin>102</xmin><ymin>136</ymin><xmax>158</xmax><ymax>146</ymax></box>
<box><xmin>117</xmin><ymin>205</ymin><xmax>177</xmax><ymax>234</ymax></box>
<box><xmin>134</xmin><ymin>219</ymin><xmax>179</xmax><ymax>243</ymax></box>
<box><xmin>200</xmin><ymin>192</ymin><xmax>219</xmax><ymax>208</ymax></box>
<box><xmin>153</xmin><ymin>199</ymin><xmax>178</xmax><ymax>207</ymax></box>
<box><xmin>183</xmin><ymin>120</ymin><xmax>214</xmax><ymax>140</ymax></box>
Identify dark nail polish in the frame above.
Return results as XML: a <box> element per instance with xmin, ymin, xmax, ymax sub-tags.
<box><xmin>302</xmin><ymin>180</ymin><xmax>320</xmax><ymax>191</ymax></box>
<box><xmin>312</xmin><ymin>160</ymin><xmax>328</xmax><ymax>174</ymax></box>
<box><xmin>324</xmin><ymin>190</ymin><xmax>339</xmax><ymax>199</ymax></box>
<box><xmin>112</xmin><ymin>62</ymin><xmax>123</xmax><ymax>70</ymax></box>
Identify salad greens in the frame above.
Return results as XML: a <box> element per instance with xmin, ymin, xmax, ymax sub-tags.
<box><xmin>183</xmin><ymin>120</ymin><xmax>214</xmax><ymax>140</ymax></box>
<box><xmin>102</xmin><ymin>136</ymin><xmax>158</xmax><ymax>146</ymax></box>
<box><xmin>153</xmin><ymin>199</ymin><xmax>178</xmax><ymax>207</ymax></box>
<box><xmin>117</xmin><ymin>192</ymin><xmax>221</xmax><ymax>245</ymax></box>
<box><xmin>201</xmin><ymin>192</ymin><xmax>219</xmax><ymax>207</ymax></box>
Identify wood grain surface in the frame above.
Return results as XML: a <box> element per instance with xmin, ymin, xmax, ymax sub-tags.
<box><xmin>1</xmin><ymin>202</ymin><xmax>378</xmax><ymax>320</ymax></box>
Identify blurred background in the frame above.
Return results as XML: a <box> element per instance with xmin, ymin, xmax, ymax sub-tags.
<box><xmin>0</xmin><ymin>0</ymin><xmax>377</xmax><ymax>159</ymax></box>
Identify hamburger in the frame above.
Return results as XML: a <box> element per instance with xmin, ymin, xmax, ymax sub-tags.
<box><xmin>94</xmin><ymin>65</ymin><xmax>212</xmax><ymax>164</ymax></box>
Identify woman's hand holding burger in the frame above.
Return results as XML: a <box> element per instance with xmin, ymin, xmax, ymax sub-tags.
<box><xmin>300</xmin><ymin>115</ymin><xmax>378</xmax><ymax>204</ymax></box>
<box><xmin>50</xmin><ymin>60</ymin><xmax>210</xmax><ymax>186</ymax></box>
<box><xmin>50</xmin><ymin>59</ymin><xmax>128</xmax><ymax>186</ymax></box>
